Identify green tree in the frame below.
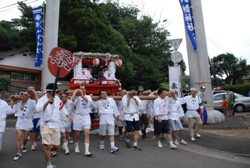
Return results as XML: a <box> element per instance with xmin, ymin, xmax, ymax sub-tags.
<box><xmin>211</xmin><ymin>53</ymin><xmax>248</xmax><ymax>85</ymax></box>
<box><xmin>0</xmin><ymin>76</ymin><xmax>11</xmax><ymax>91</ymax></box>
<box><xmin>0</xmin><ymin>20</ymin><xmax>22</xmax><ymax>51</ymax></box>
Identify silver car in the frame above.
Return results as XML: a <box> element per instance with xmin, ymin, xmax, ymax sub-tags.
<box><xmin>213</xmin><ymin>93</ymin><xmax>250</xmax><ymax>112</ymax></box>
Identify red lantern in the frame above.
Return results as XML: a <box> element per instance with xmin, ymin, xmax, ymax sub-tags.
<box><xmin>115</xmin><ymin>59</ymin><xmax>122</xmax><ymax>67</ymax></box>
<box><xmin>93</xmin><ymin>58</ymin><xmax>100</xmax><ymax>66</ymax></box>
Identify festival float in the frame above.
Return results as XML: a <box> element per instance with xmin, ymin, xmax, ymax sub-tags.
<box><xmin>70</xmin><ymin>52</ymin><xmax>122</xmax><ymax>95</ymax></box>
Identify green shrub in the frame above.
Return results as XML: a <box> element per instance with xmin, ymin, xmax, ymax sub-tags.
<box><xmin>222</xmin><ymin>84</ymin><xmax>250</xmax><ymax>96</ymax></box>
<box><xmin>0</xmin><ymin>76</ymin><xmax>11</xmax><ymax>91</ymax></box>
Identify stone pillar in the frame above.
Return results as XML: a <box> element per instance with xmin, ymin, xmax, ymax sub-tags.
<box><xmin>184</xmin><ymin>0</ymin><xmax>225</xmax><ymax>123</ymax></box>
<box><xmin>42</xmin><ymin>0</ymin><xmax>60</xmax><ymax>89</ymax></box>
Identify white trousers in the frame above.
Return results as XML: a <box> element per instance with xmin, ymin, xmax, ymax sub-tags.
<box><xmin>0</xmin><ymin>132</ymin><xmax>3</xmax><ymax>151</ymax></box>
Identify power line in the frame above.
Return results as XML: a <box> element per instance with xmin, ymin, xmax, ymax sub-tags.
<box><xmin>0</xmin><ymin>0</ymin><xmax>28</xmax><ymax>10</ymax></box>
<box><xmin>206</xmin><ymin>36</ymin><xmax>229</xmax><ymax>53</ymax></box>
<box><xmin>0</xmin><ymin>0</ymin><xmax>39</xmax><ymax>13</ymax></box>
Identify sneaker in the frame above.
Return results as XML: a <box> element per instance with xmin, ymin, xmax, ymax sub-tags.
<box><xmin>84</xmin><ymin>152</ymin><xmax>93</xmax><ymax>157</ymax></box>
<box><xmin>31</xmin><ymin>145</ymin><xmax>36</xmax><ymax>151</ymax></box>
<box><xmin>119</xmin><ymin>135</ymin><xmax>124</xmax><ymax>141</ymax></box>
<box><xmin>180</xmin><ymin>139</ymin><xmax>187</xmax><ymax>145</ymax></box>
<box><xmin>196</xmin><ymin>133</ymin><xmax>201</xmax><ymax>138</ymax></box>
<box><xmin>65</xmin><ymin>147</ymin><xmax>69</xmax><ymax>155</ymax></box>
<box><xmin>22</xmin><ymin>146</ymin><xmax>27</xmax><ymax>153</ymax></box>
<box><xmin>191</xmin><ymin>137</ymin><xmax>196</xmax><ymax>141</ymax></box>
<box><xmin>111</xmin><ymin>146</ymin><xmax>119</xmax><ymax>153</ymax></box>
<box><xmin>99</xmin><ymin>144</ymin><xmax>105</xmax><ymax>150</ymax></box>
<box><xmin>158</xmin><ymin>144</ymin><xmax>163</xmax><ymax>148</ymax></box>
<box><xmin>170</xmin><ymin>144</ymin><xmax>178</xmax><ymax>149</ymax></box>
<box><xmin>173</xmin><ymin>140</ymin><xmax>179</xmax><ymax>146</ymax></box>
<box><xmin>132</xmin><ymin>146</ymin><xmax>142</xmax><ymax>151</ymax></box>
<box><xmin>47</xmin><ymin>164</ymin><xmax>56</xmax><ymax>168</ymax></box>
<box><xmin>51</xmin><ymin>151</ymin><xmax>57</xmax><ymax>157</ymax></box>
<box><xmin>75</xmin><ymin>143</ymin><xmax>80</xmax><ymax>153</ymax></box>
<box><xmin>68</xmin><ymin>137</ymin><xmax>74</xmax><ymax>144</ymax></box>
<box><xmin>125</xmin><ymin>141</ymin><xmax>131</xmax><ymax>148</ymax></box>
<box><xmin>13</xmin><ymin>153</ymin><xmax>21</xmax><ymax>161</ymax></box>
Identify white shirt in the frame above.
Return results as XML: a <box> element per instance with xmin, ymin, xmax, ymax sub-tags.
<box><xmin>93</xmin><ymin>98</ymin><xmax>119</xmax><ymax>124</ymax></box>
<box><xmin>178</xmin><ymin>95</ymin><xmax>203</xmax><ymax>118</ymax></box>
<box><xmin>0</xmin><ymin>99</ymin><xmax>14</xmax><ymax>132</ymax></box>
<box><xmin>117</xmin><ymin>100</ymin><xmax>124</xmax><ymax>121</ymax></box>
<box><xmin>63</xmin><ymin>99</ymin><xmax>75</xmax><ymax>119</ymax></box>
<box><xmin>36</xmin><ymin>95</ymin><xmax>61</xmax><ymax>128</ymax></box>
<box><xmin>72</xmin><ymin>95</ymin><xmax>92</xmax><ymax>115</ymax></box>
<box><xmin>15</xmin><ymin>99</ymin><xmax>36</xmax><ymax>119</ymax></box>
<box><xmin>122</xmin><ymin>95</ymin><xmax>142</xmax><ymax>121</ymax></box>
<box><xmin>154</xmin><ymin>96</ymin><xmax>170</xmax><ymax>120</ymax></box>
<box><xmin>138</xmin><ymin>100</ymin><xmax>148</xmax><ymax>115</ymax></box>
<box><xmin>168</xmin><ymin>98</ymin><xmax>184</xmax><ymax>120</ymax></box>
<box><xmin>59</xmin><ymin>101</ymin><xmax>71</xmax><ymax>122</ymax></box>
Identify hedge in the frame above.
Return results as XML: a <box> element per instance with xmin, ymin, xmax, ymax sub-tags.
<box><xmin>222</xmin><ymin>84</ymin><xmax>250</xmax><ymax>96</ymax></box>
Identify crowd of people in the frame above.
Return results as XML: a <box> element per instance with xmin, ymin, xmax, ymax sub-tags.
<box><xmin>0</xmin><ymin>84</ymin><xmax>207</xmax><ymax>168</ymax></box>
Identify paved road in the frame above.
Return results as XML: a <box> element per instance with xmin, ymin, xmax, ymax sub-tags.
<box><xmin>1</xmin><ymin>119</ymin><xmax>250</xmax><ymax>168</ymax></box>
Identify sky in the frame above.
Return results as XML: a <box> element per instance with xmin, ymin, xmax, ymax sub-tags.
<box><xmin>0</xmin><ymin>0</ymin><xmax>250</xmax><ymax>74</ymax></box>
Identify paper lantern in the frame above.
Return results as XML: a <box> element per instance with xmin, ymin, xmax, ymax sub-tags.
<box><xmin>93</xmin><ymin>58</ymin><xmax>100</xmax><ymax>66</ymax></box>
<box><xmin>115</xmin><ymin>59</ymin><xmax>122</xmax><ymax>67</ymax></box>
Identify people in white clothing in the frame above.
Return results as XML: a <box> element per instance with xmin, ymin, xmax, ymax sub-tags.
<box><xmin>178</xmin><ymin>88</ymin><xmax>203</xmax><ymax>141</ymax></box>
<box><xmin>153</xmin><ymin>88</ymin><xmax>177</xmax><ymax>149</ymax></box>
<box><xmin>60</xmin><ymin>92</ymin><xmax>74</xmax><ymax>155</ymax></box>
<box><xmin>36</xmin><ymin>83</ymin><xmax>65</xmax><ymax>168</ymax></box>
<box><xmin>122</xmin><ymin>86</ymin><xmax>142</xmax><ymax>150</ymax></box>
<box><xmin>137</xmin><ymin>91</ymin><xmax>149</xmax><ymax>139</ymax></box>
<box><xmin>93</xmin><ymin>90</ymin><xmax>119</xmax><ymax>153</ymax></box>
<box><xmin>0</xmin><ymin>91</ymin><xmax>14</xmax><ymax>151</ymax></box>
<box><xmin>168</xmin><ymin>96</ymin><xmax>187</xmax><ymax>145</ymax></box>
<box><xmin>13</xmin><ymin>90</ymin><xmax>37</xmax><ymax>161</ymax></box>
<box><xmin>71</xmin><ymin>85</ymin><xmax>93</xmax><ymax>156</ymax></box>
<box><xmin>115</xmin><ymin>90</ymin><xmax>126</xmax><ymax>140</ymax></box>
<box><xmin>28</xmin><ymin>86</ymin><xmax>41</xmax><ymax>151</ymax></box>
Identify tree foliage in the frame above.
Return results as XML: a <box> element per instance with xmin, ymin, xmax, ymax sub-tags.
<box><xmin>0</xmin><ymin>76</ymin><xmax>11</xmax><ymax>91</ymax></box>
<box><xmin>210</xmin><ymin>53</ymin><xmax>248</xmax><ymax>85</ymax></box>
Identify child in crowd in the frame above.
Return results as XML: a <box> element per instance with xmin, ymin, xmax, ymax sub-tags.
<box><xmin>221</xmin><ymin>96</ymin><xmax>228</xmax><ymax>116</ymax></box>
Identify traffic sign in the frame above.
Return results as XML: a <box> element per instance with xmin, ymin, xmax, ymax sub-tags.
<box><xmin>169</xmin><ymin>39</ymin><xmax>183</xmax><ymax>51</ymax></box>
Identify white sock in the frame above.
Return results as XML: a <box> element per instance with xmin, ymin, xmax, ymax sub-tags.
<box><xmin>125</xmin><ymin>138</ymin><xmax>130</xmax><ymax>142</ymax></box>
<box><xmin>85</xmin><ymin>143</ymin><xmax>89</xmax><ymax>153</ymax></box>
<box><xmin>64</xmin><ymin>142</ymin><xmax>68</xmax><ymax>147</ymax></box>
<box><xmin>150</xmin><ymin>124</ymin><xmax>154</xmax><ymax>129</ymax></box>
<box><xmin>100</xmin><ymin>140</ymin><xmax>104</xmax><ymax>145</ymax></box>
<box><xmin>169</xmin><ymin>141</ymin><xmax>174</xmax><ymax>146</ymax></box>
<box><xmin>133</xmin><ymin>142</ymin><xmax>137</xmax><ymax>146</ymax></box>
<box><xmin>110</xmin><ymin>142</ymin><xmax>115</xmax><ymax>148</ymax></box>
<box><xmin>157</xmin><ymin>141</ymin><xmax>162</xmax><ymax>146</ymax></box>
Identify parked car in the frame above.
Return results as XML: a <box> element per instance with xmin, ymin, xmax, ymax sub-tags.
<box><xmin>213</xmin><ymin>90</ymin><xmax>227</xmax><ymax>95</ymax></box>
<box><xmin>213</xmin><ymin>93</ymin><xmax>250</xmax><ymax>112</ymax></box>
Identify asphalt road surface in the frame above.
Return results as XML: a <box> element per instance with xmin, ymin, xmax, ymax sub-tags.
<box><xmin>1</xmin><ymin>119</ymin><xmax>250</xmax><ymax>168</ymax></box>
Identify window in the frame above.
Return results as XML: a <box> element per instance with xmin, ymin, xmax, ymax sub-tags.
<box><xmin>11</xmin><ymin>72</ymin><xmax>37</xmax><ymax>82</ymax></box>
<box><xmin>214</xmin><ymin>94</ymin><xmax>227</xmax><ymax>101</ymax></box>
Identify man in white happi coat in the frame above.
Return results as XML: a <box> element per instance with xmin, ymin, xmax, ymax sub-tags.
<box><xmin>115</xmin><ymin>89</ymin><xmax>126</xmax><ymax>141</ymax></box>
<box><xmin>153</xmin><ymin>88</ymin><xmax>177</xmax><ymax>148</ymax></box>
<box><xmin>168</xmin><ymin>95</ymin><xmax>187</xmax><ymax>145</ymax></box>
<box><xmin>0</xmin><ymin>91</ymin><xmax>14</xmax><ymax>151</ymax></box>
<box><xmin>178</xmin><ymin>88</ymin><xmax>203</xmax><ymax>141</ymax></box>
<box><xmin>13</xmin><ymin>90</ymin><xmax>37</xmax><ymax>161</ymax></box>
<box><xmin>122</xmin><ymin>86</ymin><xmax>142</xmax><ymax>151</ymax></box>
<box><xmin>60</xmin><ymin>92</ymin><xmax>73</xmax><ymax>155</ymax></box>
<box><xmin>71</xmin><ymin>85</ymin><xmax>93</xmax><ymax>156</ymax></box>
<box><xmin>93</xmin><ymin>90</ymin><xmax>119</xmax><ymax>153</ymax></box>
<box><xmin>36</xmin><ymin>83</ymin><xmax>66</xmax><ymax>168</ymax></box>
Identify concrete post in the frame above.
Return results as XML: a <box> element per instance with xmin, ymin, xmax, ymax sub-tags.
<box><xmin>184</xmin><ymin>0</ymin><xmax>225</xmax><ymax>123</ymax></box>
<box><xmin>42</xmin><ymin>0</ymin><xmax>60</xmax><ymax>90</ymax></box>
